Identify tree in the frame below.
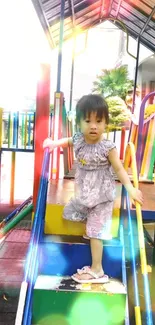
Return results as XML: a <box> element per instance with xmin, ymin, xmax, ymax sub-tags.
<box><xmin>106</xmin><ymin>96</ymin><xmax>131</xmax><ymax>129</ymax></box>
<box><xmin>92</xmin><ymin>65</ymin><xmax>133</xmax><ymax>100</ymax></box>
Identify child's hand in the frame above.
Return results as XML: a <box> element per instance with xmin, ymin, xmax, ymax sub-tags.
<box><xmin>129</xmin><ymin>188</ymin><xmax>143</xmax><ymax>205</ymax></box>
<box><xmin>43</xmin><ymin>138</ymin><xmax>56</xmax><ymax>152</ymax></box>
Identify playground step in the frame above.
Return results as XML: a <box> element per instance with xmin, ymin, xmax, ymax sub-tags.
<box><xmin>45</xmin><ymin>203</ymin><xmax>120</xmax><ymax>238</ymax></box>
<box><xmin>39</xmin><ymin>235</ymin><xmax>123</xmax><ymax>279</ymax></box>
<box><xmin>32</xmin><ymin>275</ymin><xmax>127</xmax><ymax>325</ymax></box>
<box><xmin>43</xmin><ymin>234</ymin><xmax>121</xmax><ymax>245</ymax></box>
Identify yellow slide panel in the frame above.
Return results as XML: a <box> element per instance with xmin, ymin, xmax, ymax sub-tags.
<box><xmin>45</xmin><ymin>204</ymin><xmax>120</xmax><ymax>238</ymax></box>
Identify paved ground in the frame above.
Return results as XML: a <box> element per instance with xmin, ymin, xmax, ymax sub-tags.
<box><xmin>0</xmin><ymin>229</ymin><xmax>30</xmax><ymax>325</ymax></box>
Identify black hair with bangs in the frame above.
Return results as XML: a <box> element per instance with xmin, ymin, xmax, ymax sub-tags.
<box><xmin>76</xmin><ymin>94</ymin><xmax>109</xmax><ymax>125</ymax></box>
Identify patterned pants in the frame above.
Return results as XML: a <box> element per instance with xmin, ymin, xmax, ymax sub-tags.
<box><xmin>63</xmin><ymin>198</ymin><xmax>114</xmax><ymax>240</ymax></box>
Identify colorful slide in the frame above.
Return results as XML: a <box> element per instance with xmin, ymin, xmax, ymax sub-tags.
<box><xmin>14</xmin><ymin>146</ymin><xmax>153</xmax><ymax>325</ymax></box>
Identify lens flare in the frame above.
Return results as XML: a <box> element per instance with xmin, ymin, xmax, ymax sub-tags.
<box><xmin>109</xmin><ymin>300</ymin><xmax>125</xmax><ymax>323</ymax></box>
<box><xmin>68</xmin><ymin>293</ymin><xmax>109</xmax><ymax>325</ymax></box>
<box><xmin>40</xmin><ymin>313</ymin><xmax>70</xmax><ymax>325</ymax></box>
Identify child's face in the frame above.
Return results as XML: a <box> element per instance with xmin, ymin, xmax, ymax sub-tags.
<box><xmin>80</xmin><ymin>111</ymin><xmax>106</xmax><ymax>143</ymax></box>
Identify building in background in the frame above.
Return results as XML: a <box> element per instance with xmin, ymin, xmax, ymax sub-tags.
<box><xmin>138</xmin><ymin>55</ymin><xmax>155</xmax><ymax>103</ymax></box>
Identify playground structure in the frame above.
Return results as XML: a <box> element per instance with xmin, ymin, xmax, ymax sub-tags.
<box><xmin>0</xmin><ymin>137</ymin><xmax>153</xmax><ymax>324</ymax></box>
<box><xmin>0</xmin><ymin>87</ymin><xmax>155</xmax><ymax>325</ymax></box>
<box><xmin>13</xmin><ymin>135</ymin><xmax>154</xmax><ymax>325</ymax></box>
<box><xmin>0</xmin><ymin>111</ymin><xmax>35</xmax><ymax>206</ymax></box>
<box><xmin>2</xmin><ymin>111</ymin><xmax>35</xmax><ymax>150</ymax></box>
<box><xmin>129</xmin><ymin>113</ymin><xmax>155</xmax><ymax>182</ymax></box>
<box><xmin>0</xmin><ymin>1</ymin><xmax>155</xmax><ymax>324</ymax></box>
<box><xmin>0</xmin><ymin>110</ymin><xmax>52</xmax><ymax>205</ymax></box>
<box><xmin>0</xmin><ymin>104</ymin><xmax>154</xmax><ymax>208</ymax></box>
<box><xmin>0</xmin><ymin>103</ymin><xmax>130</xmax><ymax>205</ymax></box>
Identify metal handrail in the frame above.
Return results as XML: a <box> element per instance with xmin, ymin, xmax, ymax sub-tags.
<box><xmin>125</xmin><ymin>189</ymin><xmax>142</xmax><ymax>325</ymax></box>
<box><xmin>124</xmin><ymin>142</ymin><xmax>153</xmax><ymax>325</ymax></box>
<box><xmin>120</xmin><ymin>223</ymin><xmax>130</xmax><ymax>325</ymax></box>
<box><xmin>15</xmin><ymin>148</ymin><xmax>50</xmax><ymax>325</ymax></box>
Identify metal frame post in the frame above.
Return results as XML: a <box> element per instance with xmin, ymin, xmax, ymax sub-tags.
<box><xmin>69</xmin><ymin>0</ymin><xmax>76</xmax><ymax>112</ymax></box>
<box><xmin>132</xmin><ymin>36</ymin><xmax>140</xmax><ymax>114</ymax></box>
<box><xmin>69</xmin><ymin>36</ymin><xmax>76</xmax><ymax>112</ymax></box>
<box><xmin>132</xmin><ymin>7</ymin><xmax>155</xmax><ymax>115</ymax></box>
<box><xmin>33</xmin><ymin>64</ymin><xmax>50</xmax><ymax>208</ymax></box>
<box><xmin>57</xmin><ymin>0</ymin><xmax>65</xmax><ymax>92</ymax></box>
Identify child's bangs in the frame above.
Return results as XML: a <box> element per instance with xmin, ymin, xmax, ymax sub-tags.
<box><xmin>83</xmin><ymin>107</ymin><xmax>105</xmax><ymax>120</ymax></box>
<box><xmin>76</xmin><ymin>94</ymin><xmax>109</xmax><ymax>124</ymax></box>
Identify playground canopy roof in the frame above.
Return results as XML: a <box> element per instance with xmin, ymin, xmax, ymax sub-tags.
<box><xmin>32</xmin><ymin>0</ymin><xmax>155</xmax><ymax>51</ymax></box>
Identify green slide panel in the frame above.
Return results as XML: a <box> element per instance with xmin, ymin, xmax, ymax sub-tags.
<box><xmin>33</xmin><ymin>286</ymin><xmax>126</xmax><ymax>325</ymax></box>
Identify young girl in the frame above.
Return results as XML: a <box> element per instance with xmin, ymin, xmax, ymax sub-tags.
<box><xmin>43</xmin><ymin>94</ymin><xmax>143</xmax><ymax>284</ymax></box>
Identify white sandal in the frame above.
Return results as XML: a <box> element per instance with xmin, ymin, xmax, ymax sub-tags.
<box><xmin>83</xmin><ymin>234</ymin><xmax>90</xmax><ymax>240</ymax></box>
<box><xmin>71</xmin><ymin>266</ymin><xmax>109</xmax><ymax>284</ymax></box>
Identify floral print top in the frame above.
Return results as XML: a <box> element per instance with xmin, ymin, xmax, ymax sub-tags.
<box><xmin>73</xmin><ymin>132</ymin><xmax>116</xmax><ymax>207</ymax></box>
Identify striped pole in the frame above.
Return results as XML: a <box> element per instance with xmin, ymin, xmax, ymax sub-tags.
<box><xmin>120</xmin><ymin>127</ymin><xmax>125</xmax><ymax>160</ymax></box>
<box><xmin>21</xmin><ymin>113</ymin><xmax>25</xmax><ymax>147</ymax></box>
<box><xmin>123</xmin><ymin>124</ymin><xmax>136</xmax><ymax>167</ymax></box>
<box><xmin>0</xmin><ymin>108</ymin><xmax>2</xmax><ymax>148</ymax></box>
<box><xmin>8</xmin><ymin>112</ymin><xmax>13</xmax><ymax>148</ymax></box>
<box><xmin>13</xmin><ymin>112</ymin><xmax>17</xmax><ymax>146</ymax></box>
<box><xmin>140</xmin><ymin>122</ymin><xmax>148</xmax><ymax>170</ymax></box>
<box><xmin>140</xmin><ymin>117</ymin><xmax>154</xmax><ymax>177</ymax></box>
<box><xmin>28</xmin><ymin>113</ymin><xmax>31</xmax><ymax>147</ymax></box>
<box><xmin>148</xmin><ymin>139</ymin><xmax>155</xmax><ymax>180</ymax></box>
<box><xmin>62</xmin><ymin>102</ymin><xmax>69</xmax><ymax>176</ymax></box>
<box><xmin>24</xmin><ymin>113</ymin><xmax>28</xmax><ymax>149</ymax></box>
<box><xmin>51</xmin><ymin>92</ymin><xmax>63</xmax><ymax>179</ymax></box>
<box><xmin>51</xmin><ymin>0</ymin><xmax>65</xmax><ymax>180</ymax></box>
<box><xmin>144</xmin><ymin>119</ymin><xmax>155</xmax><ymax>179</ymax></box>
<box><xmin>32</xmin><ymin>112</ymin><xmax>35</xmax><ymax>150</ymax></box>
<box><xmin>68</xmin><ymin>120</ymin><xmax>73</xmax><ymax>168</ymax></box>
<box><xmin>10</xmin><ymin>151</ymin><xmax>16</xmax><ymax>206</ymax></box>
<box><xmin>16</xmin><ymin>112</ymin><xmax>19</xmax><ymax>148</ymax></box>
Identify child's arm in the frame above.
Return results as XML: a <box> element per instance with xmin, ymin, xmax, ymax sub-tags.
<box><xmin>43</xmin><ymin>137</ymin><xmax>73</xmax><ymax>152</ymax></box>
<box><xmin>108</xmin><ymin>148</ymin><xmax>143</xmax><ymax>205</ymax></box>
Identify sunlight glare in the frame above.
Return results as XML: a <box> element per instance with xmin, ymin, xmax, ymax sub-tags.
<box><xmin>68</xmin><ymin>294</ymin><xmax>108</xmax><ymax>325</ymax></box>
<box><xmin>40</xmin><ymin>314</ymin><xmax>70</xmax><ymax>325</ymax></box>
